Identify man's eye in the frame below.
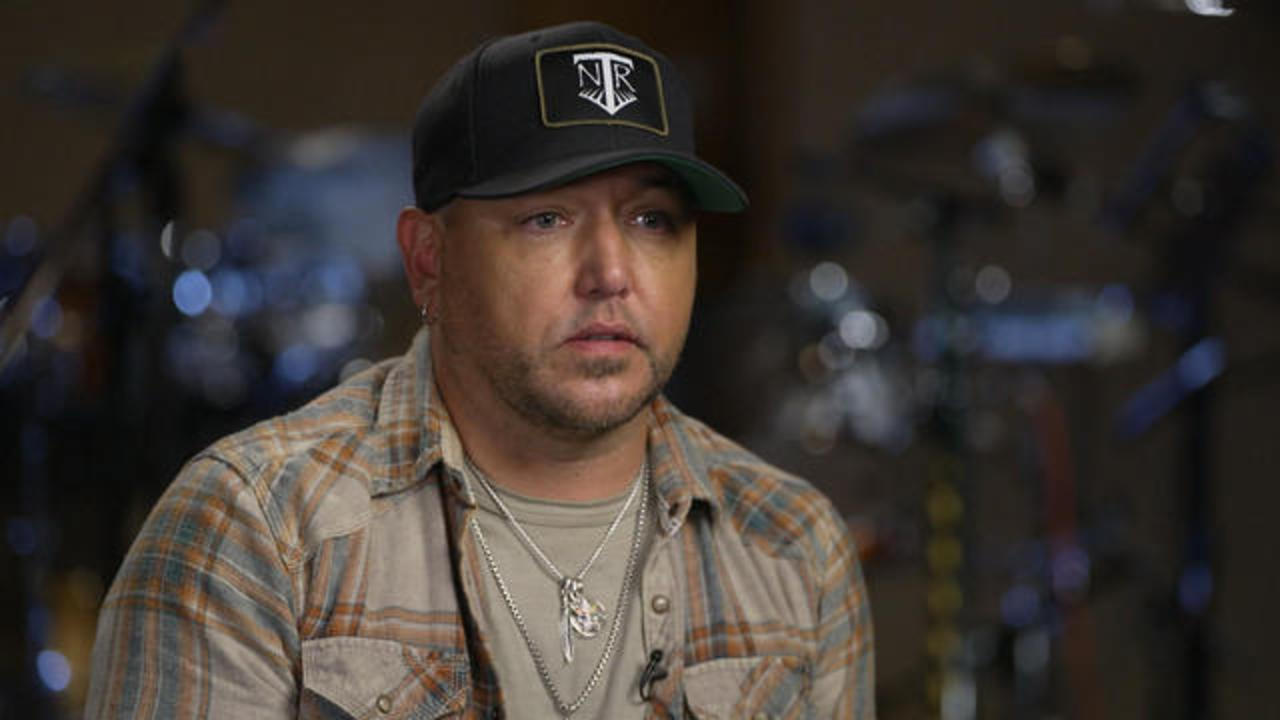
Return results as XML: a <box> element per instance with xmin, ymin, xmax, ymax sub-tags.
<box><xmin>634</xmin><ymin>210</ymin><xmax>675</xmax><ymax>231</ymax></box>
<box><xmin>523</xmin><ymin>212</ymin><xmax>563</xmax><ymax>230</ymax></box>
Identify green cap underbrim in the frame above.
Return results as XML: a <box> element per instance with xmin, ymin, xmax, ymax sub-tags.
<box><xmin>455</xmin><ymin>150</ymin><xmax>748</xmax><ymax>213</ymax></box>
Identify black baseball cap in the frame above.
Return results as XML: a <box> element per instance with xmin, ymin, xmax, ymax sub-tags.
<box><xmin>412</xmin><ymin>21</ymin><xmax>747</xmax><ymax>213</ymax></box>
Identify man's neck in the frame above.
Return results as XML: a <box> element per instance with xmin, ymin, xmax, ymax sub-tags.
<box><xmin>431</xmin><ymin>358</ymin><xmax>649</xmax><ymax>503</ymax></box>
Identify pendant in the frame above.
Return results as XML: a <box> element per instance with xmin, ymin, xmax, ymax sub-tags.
<box><xmin>560</xmin><ymin>577</ymin><xmax>607</xmax><ymax>663</ymax></box>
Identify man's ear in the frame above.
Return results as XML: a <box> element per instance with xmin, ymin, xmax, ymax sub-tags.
<box><xmin>396</xmin><ymin>206</ymin><xmax>444</xmax><ymax>311</ymax></box>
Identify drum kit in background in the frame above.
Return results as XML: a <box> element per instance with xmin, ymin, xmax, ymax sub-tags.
<box><xmin>725</xmin><ymin>44</ymin><xmax>1271</xmax><ymax>719</ymax></box>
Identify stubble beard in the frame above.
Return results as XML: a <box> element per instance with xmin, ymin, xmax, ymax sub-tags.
<box><xmin>485</xmin><ymin>347</ymin><xmax>677</xmax><ymax>439</ymax></box>
<box><xmin>435</xmin><ymin>281</ymin><xmax>687</xmax><ymax>439</ymax></box>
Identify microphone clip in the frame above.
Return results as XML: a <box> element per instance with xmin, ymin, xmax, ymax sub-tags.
<box><xmin>639</xmin><ymin>649</ymin><xmax>669</xmax><ymax>701</ymax></box>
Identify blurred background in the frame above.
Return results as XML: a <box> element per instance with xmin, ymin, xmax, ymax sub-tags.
<box><xmin>2</xmin><ymin>0</ymin><xmax>1277</xmax><ymax>717</ymax></box>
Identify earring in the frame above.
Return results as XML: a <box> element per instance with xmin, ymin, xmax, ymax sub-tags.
<box><xmin>420</xmin><ymin>300</ymin><xmax>439</xmax><ymax>325</ymax></box>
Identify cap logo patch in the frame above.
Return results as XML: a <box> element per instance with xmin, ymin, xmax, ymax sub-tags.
<box><xmin>573</xmin><ymin>51</ymin><xmax>636</xmax><ymax>115</ymax></box>
<box><xmin>536</xmin><ymin>43</ymin><xmax>669</xmax><ymax>136</ymax></box>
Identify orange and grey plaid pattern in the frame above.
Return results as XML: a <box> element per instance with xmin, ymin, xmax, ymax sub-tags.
<box><xmin>86</xmin><ymin>330</ymin><xmax>873</xmax><ymax>718</ymax></box>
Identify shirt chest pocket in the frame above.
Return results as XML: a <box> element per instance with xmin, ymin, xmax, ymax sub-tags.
<box><xmin>682</xmin><ymin>655</ymin><xmax>812</xmax><ymax>720</ymax></box>
<box><xmin>300</xmin><ymin>637</ymin><xmax>469</xmax><ymax>720</ymax></box>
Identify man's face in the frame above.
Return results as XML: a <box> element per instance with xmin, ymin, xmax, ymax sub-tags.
<box><xmin>432</xmin><ymin>163</ymin><xmax>697</xmax><ymax>438</ymax></box>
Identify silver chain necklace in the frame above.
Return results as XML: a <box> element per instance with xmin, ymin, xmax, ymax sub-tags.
<box><xmin>464</xmin><ymin>459</ymin><xmax>649</xmax><ymax>717</ymax></box>
<box><xmin>465</xmin><ymin>457</ymin><xmax>644</xmax><ymax>663</ymax></box>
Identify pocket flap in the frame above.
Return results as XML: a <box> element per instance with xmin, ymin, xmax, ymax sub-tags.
<box><xmin>301</xmin><ymin>637</ymin><xmax>467</xmax><ymax>719</ymax></box>
<box><xmin>684</xmin><ymin>655</ymin><xmax>809</xmax><ymax>719</ymax></box>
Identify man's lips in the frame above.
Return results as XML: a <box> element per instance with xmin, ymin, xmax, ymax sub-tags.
<box><xmin>564</xmin><ymin>323</ymin><xmax>642</xmax><ymax>348</ymax></box>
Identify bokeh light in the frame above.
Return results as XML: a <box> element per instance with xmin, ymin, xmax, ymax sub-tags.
<box><xmin>974</xmin><ymin>265</ymin><xmax>1011</xmax><ymax>305</ymax></box>
<box><xmin>275</xmin><ymin>343</ymin><xmax>318</xmax><ymax>385</ymax></box>
<box><xmin>182</xmin><ymin>229</ymin><xmax>223</xmax><ymax>270</ymax></box>
<box><xmin>302</xmin><ymin>303</ymin><xmax>357</xmax><ymax>349</ymax></box>
<box><xmin>809</xmin><ymin>261</ymin><xmax>849</xmax><ymax>302</ymax></box>
<box><xmin>173</xmin><ymin>270</ymin><xmax>213</xmax><ymax>316</ymax></box>
<box><xmin>36</xmin><ymin>649</ymin><xmax>71</xmax><ymax>692</ymax></box>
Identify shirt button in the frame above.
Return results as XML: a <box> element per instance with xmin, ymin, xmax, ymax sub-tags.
<box><xmin>650</xmin><ymin>595</ymin><xmax>671</xmax><ymax>614</ymax></box>
<box><xmin>376</xmin><ymin>694</ymin><xmax>393</xmax><ymax>714</ymax></box>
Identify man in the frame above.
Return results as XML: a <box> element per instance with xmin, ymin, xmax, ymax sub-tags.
<box><xmin>87</xmin><ymin>21</ymin><xmax>873</xmax><ymax>719</ymax></box>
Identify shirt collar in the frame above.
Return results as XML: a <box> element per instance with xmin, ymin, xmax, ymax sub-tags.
<box><xmin>368</xmin><ymin>329</ymin><xmax>720</xmax><ymax>529</ymax></box>
<box><xmin>366</xmin><ymin>328</ymin><xmax>443</xmax><ymax>497</ymax></box>
<box><xmin>645</xmin><ymin>395</ymin><xmax>719</xmax><ymax>535</ymax></box>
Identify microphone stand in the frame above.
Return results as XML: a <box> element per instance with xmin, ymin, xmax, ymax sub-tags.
<box><xmin>0</xmin><ymin>0</ymin><xmax>224</xmax><ymax>370</ymax></box>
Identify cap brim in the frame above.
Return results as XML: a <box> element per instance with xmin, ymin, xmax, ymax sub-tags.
<box><xmin>455</xmin><ymin>150</ymin><xmax>748</xmax><ymax>213</ymax></box>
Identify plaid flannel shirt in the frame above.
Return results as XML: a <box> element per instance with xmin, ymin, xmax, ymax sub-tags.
<box><xmin>86</xmin><ymin>329</ymin><xmax>873</xmax><ymax>719</ymax></box>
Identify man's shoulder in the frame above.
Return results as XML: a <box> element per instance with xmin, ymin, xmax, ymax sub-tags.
<box><xmin>661</xmin><ymin>404</ymin><xmax>848</xmax><ymax>558</ymax></box>
<box><xmin>196</xmin><ymin>356</ymin><xmax>406</xmax><ymax>499</ymax></box>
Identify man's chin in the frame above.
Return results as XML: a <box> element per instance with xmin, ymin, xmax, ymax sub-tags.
<box><xmin>556</xmin><ymin>386</ymin><xmax>657</xmax><ymax>432</ymax></box>
<box><xmin>518</xmin><ymin>375</ymin><xmax>662</xmax><ymax>437</ymax></box>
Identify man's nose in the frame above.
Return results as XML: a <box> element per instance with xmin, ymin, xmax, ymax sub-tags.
<box><xmin>573</xmin><ymin>214</ymin><xmax>631</xmax><ymax>300</ymax></box>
